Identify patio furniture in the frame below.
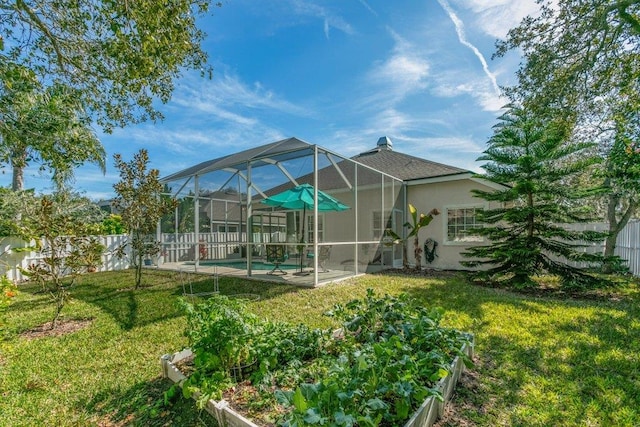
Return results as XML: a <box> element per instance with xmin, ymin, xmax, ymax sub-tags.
<box><xmin>261</xmin><ymin>184</ymin><xmax>349</xmax><ymax>274</ymax></box>
<box><xmin>265</xmin><ymin>245</ymin><xmax>288</xmax><ymax>275</ymax></box>
<box><xmin>306</xmin><ymin>245</ymin><xmax>332</xmax><ymax>272</ymax></box>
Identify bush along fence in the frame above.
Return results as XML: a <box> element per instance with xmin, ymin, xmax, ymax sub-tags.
<box><xmin>0</xmin><ymin>234</ymin><xmax>130</xmax><ymax>283</ymax></box>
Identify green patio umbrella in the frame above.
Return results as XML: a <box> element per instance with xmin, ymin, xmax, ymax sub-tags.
<box><xmin>261</xmin><ymin>183</ymin><xmax>349</xmax><ymax>273</ymax></box>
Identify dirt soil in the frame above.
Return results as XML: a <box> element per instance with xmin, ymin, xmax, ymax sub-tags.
<box><xmin>20</xmin><ymin>318</ymin><xmax>94</xmax><ymax>339</ymax></box>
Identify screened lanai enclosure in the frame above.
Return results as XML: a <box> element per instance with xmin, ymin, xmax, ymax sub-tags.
<box><xmin>158</xmin><ymin>137</ymin><xmax>405</xmax><ymax>286</ymax></box>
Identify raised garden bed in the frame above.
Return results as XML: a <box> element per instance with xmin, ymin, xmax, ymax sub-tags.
<box><xmin>162</xmin><ymin>340</ymin><xmax>473</xmax><ymax>427</ymax></box>
<box><xmin>161</xmin><ymin>291</ymin><xmax>474</xmax><ymax>426</ymax></box>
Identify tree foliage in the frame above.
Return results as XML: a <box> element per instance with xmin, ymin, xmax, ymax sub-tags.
<box><xmin>496</xmin><ymin>0</ymin><xmax>640</xmax><ymax>111</ymax></box>
<box><xmin>1</xmin><ymin>0</ymin><xmax>221</xmax><ymax>131</ymax></box>
<box><xmin>15</xmin><ymin>191</ymin><xmax>107</xmax><ymax>328</ymax></box>
<box><xmin>462</xmin><ymin>105</ymin><xmax>607</xmax><ymax>290</ymax></box>
<box><xmin>496</xmin><ymin>0</ymin><xmax>640</xmax><ymax>264</ymax></box>
<box><xmin>101</xmin><ymin>214</ymin><xmax>127</xmax><ymax>235</ymax></box>
<box><xmin>404</xmin><ymin>205</ymin><xmax>439</xmax><ymax>271</ymax></box>
<box><xmin>384</xmin><ymin>205</ymin><xmax>439</xmax><ymax>270</ymax></box>
<box><xmin>113</xmin><ymin>149</ymin><xmax>176</xmax><ymax>289</ymax></box>
<box><xmin>0</xmin><ymin>63</ymin><xmax>105</xmax><ymax>190</ymax></box>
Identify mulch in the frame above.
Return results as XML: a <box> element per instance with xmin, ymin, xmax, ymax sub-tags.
<box><xmin>20</xmin><ymin>318</ymin><xmax>94</xmax><ymax>339</ymax></box>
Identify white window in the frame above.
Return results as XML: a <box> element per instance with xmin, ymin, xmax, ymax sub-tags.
<box><xmin>445</xmin><ymin>206</ymin><xmax>483</xmax><ymax>243</ymax></box>
<box><xmin>372</xmin><ymin>210</ymin><xmax>393</xmax><ymax>240</ymax></box>
<box><xmin>306</xmin><ymin>214</ymin><xmax>324</xmax><ymax>243</ymax></box>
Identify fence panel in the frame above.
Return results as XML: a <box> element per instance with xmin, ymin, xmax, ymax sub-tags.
<box><xmin>562</xmin><ymin>220</ymin><xmax>640</xmax><ymax>277</ymax></box>
<box><xmin>1</xmin><ymin>234</ymin><xmax>130</xmax><ymax>283</ymax></box>
<box><xmin>159</xmin><ymin>231</ymin><xmax>290</xmax><ymax>263</ymax></box>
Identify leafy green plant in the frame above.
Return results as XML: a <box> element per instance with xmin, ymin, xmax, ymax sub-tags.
<box><xmin>0</xmin><ymin>275</ymin><xmax>17</xmax><ymax>335</ymax></box>
<box><xmin>101</xmin><ymin>214</ymin><xmax>127</xmax><ymax>235</ymax></box>
<box><xmin>180</xmin><ymin>295</ymin><xmax>327</xmax><ymax>406</ymax></box>
<box><xmin>68</xmin><ymin>237</ymin><xmax>106</xmax><ymax>273</ymax></box>
<box><xmin>180</xmin><ymin>289</ymin><xmax>471</xmax><ymax>425</ymax></box>
<box><xmin>385</xmin><ymin>204</ymin><xmax>439</xmax><ymax>270</ymax></box>
<box><xmin>277</xmin><ymin>290</ymin><xmax>471</xmax><ymax>426</ymax></box>
<box><xmin>16</xmin><ymin>191</ymin><xmax>109</xmax><ymax>328</ymax></box>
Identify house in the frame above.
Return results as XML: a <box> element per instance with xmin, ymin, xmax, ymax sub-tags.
<box><xmin>158</xmin><ymin>136</ymin><xmax>498</xmax><ymax>285</ymax></box>
<box><xmin>350</xmin><ymin>136</ymin><xmax>501</xmax><ymax>270</ymax></box>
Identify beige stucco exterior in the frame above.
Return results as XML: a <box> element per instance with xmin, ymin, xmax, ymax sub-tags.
<box><xmin>405</xmin><ymin>175</ymin><xmax>501</xmax><ymax>270</ymax></box>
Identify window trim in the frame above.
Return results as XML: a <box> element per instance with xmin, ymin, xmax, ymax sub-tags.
<box><xmin>372</xmin><ymin>209</ymin><xmax>395</xmax><ymax>240</ymax></box>
<box><xmin>305</xmin><ymin>212</ymin><xmax>325</xmax><ymax>243</ymax></box>
<box><xmin>442</xmin><ymin>204</ymin><xmax>485</xmax><ymax>245</ymax></box>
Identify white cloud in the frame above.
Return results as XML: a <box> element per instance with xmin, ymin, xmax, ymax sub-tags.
<box><xmin>452</xmin><ymin>0</ymin><xmax>541</xmax><ymax>39</ymax></box>
<box><xmin>362</xmin><ymin>29</ymin><xmax>430</xmax><ymax>108</ymax></box>
<box><xmin>430</xmin><ymin>69</ymin><xmax>506</xmax><ymax>112</ymax></box>
<box><xmin>437</xmin><ymin>0</ymin><xmax>501</xmax><ymax>96</ymax></box>
<box><xmin>358</xmin><ymin>0</ymin><xmax>377</xmax><ymax>16</ymax></box>
<box><xmin>288</xmin><ymin>0</ymin><xmax>354</xmax><ymax>39</ymax></box>
<box><xmin>174</xmin><ymin>73</ymin><xmax>309</xmax><ymax>118</ymax></box>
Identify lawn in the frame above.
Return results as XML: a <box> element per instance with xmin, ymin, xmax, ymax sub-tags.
<box><xmin>1</xmin><ymin>269</ymin><xmax>639</xmax><ymax>426</ymax></box>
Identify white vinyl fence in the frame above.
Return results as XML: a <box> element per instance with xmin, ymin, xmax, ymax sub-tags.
<box><xmin>0</xmin><ymin>234</ymin><xmax>130</xmax><ymax>283</ymax></box>
<box><xmin>5</xmin><ymin>221</ymin><xmax>639</xmax><ymax>282</ymax></box>
<box><xmin>160</xmin><ymin>231</ymin><xmax>288</xmax><ymax>263</ymax></box>
<box><xmin>562</xmin><ymin>220</ymin><xmax>640</xmax><ymax>276</ymax></box>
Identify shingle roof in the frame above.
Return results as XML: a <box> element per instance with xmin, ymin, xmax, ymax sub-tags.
<box><xmin>351</xmin><ymin>147</ymin><xmax>469</xmax><ymax>181</ymax></box>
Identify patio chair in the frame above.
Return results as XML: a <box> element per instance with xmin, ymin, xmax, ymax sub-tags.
<box><xmin>306</xmin><ymin>245</ymin><xmax>332</xmax><ymax>272</ymax></box>
<box><xmin>265</xmin><ymin>245</ymin><xmax>288</xmax><ymax>275</ymax></box>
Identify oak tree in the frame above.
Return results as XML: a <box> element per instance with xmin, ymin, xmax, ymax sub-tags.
<box><xmin>2</xmin><ymin>0</ymin><xmax>221</xmax><ymax>131</ymax></box>
<box><xmin>0</xmin><ymin>63</ymin><xmax>105</xmax><ymax>190</ymax></box>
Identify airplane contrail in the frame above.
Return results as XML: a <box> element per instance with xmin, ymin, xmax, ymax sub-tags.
<box><xmin>437</xmin><ymin>0</ymin><xmax>501</xmax><ymax>96</ymax></box>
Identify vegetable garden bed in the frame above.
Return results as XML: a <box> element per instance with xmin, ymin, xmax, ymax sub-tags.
<box><xmin>161</xmin><ymin>291</ymin><xmax>474</xmax><ymax>426</ymax></box>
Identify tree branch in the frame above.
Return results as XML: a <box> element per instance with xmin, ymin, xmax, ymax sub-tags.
<box><xmin>602</xmin><ymin>1</ymin><xmax>640</xmax><ymax>35</ymax></box>
<box><xmin>15</xmin><ymin>0</ymin><xmax>66</xmax><ymax>71</ymax></box>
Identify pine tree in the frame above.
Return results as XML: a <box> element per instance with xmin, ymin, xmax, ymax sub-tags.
<box><xmin>462</xmin><ymin>105</ymin><xmax>607</xmax><ymax>290</ymax></box>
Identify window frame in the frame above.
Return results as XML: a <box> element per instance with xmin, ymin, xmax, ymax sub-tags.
<box><xmin>305</xmin><ymin>213</ymin><xmax>325</xmax><ymax>243</ymax></box>
<box><xmin>372</xmin><ymin>210</ymin><xmax>394</xmax><ymax>240</ymax></box>
<box><xmin>443</xmin><ymin>204</ymin><xmax>485</xmax><ymax>245</ymax></box>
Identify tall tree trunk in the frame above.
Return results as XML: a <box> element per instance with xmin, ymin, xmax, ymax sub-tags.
<box><xmin>603</xmin><ymin>192</ymin><xmax>638</xmax><ymax>273</ymax></box>
<box><xmin>12</xmin><ymin>163</ymin><xmax>25</xmax><ymax>192</ymax></box>
<box><xmin>11</xmin><ymin>147</ymin><xmax>27</xmax><ymax>191</ymax></box>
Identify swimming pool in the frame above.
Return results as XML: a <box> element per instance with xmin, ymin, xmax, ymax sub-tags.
<box><xmin>192</xmin><ymin>260</ymin><xmax>299</xmax><ymax>270</ymax></box>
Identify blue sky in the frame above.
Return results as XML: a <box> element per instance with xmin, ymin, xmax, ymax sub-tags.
<box><xmin>6</xmin><ymin>0</ymin><xmax>540</xmax><ymax>200</ymax></box>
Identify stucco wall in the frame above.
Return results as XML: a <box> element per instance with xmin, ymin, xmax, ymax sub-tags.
<box><xmin>406</xmin><ymin>178</ymin><xmax>499</xmax><ymax>270</ymax></box>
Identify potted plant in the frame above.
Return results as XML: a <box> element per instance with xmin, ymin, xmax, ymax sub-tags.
<box><xmin>69</xmin><ymin>236</ymin><xmax>106</xmax><ymax>273</ymax></box>
<box><xmin>141</xmin><ymin>240</ymin><xmax>161</xmax><ymax>266</ymax></box>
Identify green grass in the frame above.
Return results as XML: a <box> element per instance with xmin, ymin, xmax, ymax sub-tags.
<box><xmin>1</xmin><ymin>269</ymin><xmax>639</xmax><ymax>426</ymax></box>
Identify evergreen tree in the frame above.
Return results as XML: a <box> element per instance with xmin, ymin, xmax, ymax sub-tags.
<box><xmin>462</xmin><ymin>105</ymin><xmax>607</xmax><ymax>290</ymax></box>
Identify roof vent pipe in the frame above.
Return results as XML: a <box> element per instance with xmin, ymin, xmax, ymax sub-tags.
<box><xmin>376</xmin><ymin>136</ymin><xmax>393</xmax><ymax>151</ymax></box>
